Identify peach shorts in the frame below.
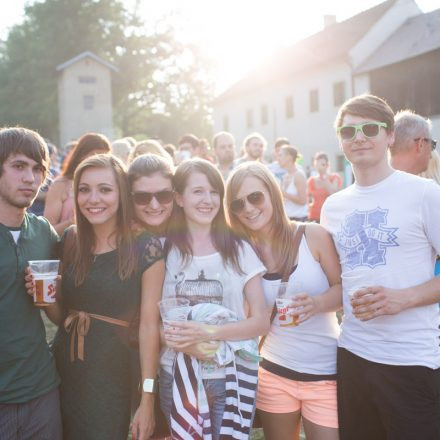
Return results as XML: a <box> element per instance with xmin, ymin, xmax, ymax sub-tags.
<box><xmin>256</xmin><ymin>367</ymin><xmax>338</xmax><ymax>428</ymax></box>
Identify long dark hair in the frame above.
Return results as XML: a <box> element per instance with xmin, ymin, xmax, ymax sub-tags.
<box><xmin>71</xmin><ymin>154</ymin><xmax>137</xmax><ymax>286</ymax></box>
<box><xmin>165</xmin><ymin>159</ymin><xmax>243</xmax><ymax>273</ymax></box>
<box><xmin>62</xmin><ymin>133</ymin><xmax>111</xmax><ymax>179</ymax></box>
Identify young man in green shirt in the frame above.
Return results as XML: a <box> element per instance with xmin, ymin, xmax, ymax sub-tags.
<box><xmin>0</xmin><ymin>127</ymin><xmax>62</xmax><ymax>439</ymax></box>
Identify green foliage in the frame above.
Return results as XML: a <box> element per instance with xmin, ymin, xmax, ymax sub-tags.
<box><xmin>0</xmin><ymin>0</ymin><xmax>213</xmax><ymax>143</ymax></box>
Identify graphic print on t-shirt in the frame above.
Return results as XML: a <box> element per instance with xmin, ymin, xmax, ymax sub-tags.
<box><xmin>175</xmin><ymin>269</ymin><xmax>224</xmax><ymax>305</ymax></box>
<box><xmin>336</xmin><ymin>207</ymin><xmax>398</xmax><ymax>269</ymax></box>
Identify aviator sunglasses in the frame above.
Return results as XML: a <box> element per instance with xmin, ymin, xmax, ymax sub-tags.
<box><xmin>230</xmin><ymin>191</ymin><xmax>265</xmax><ymax>214</ymax></box>
<box><xmin>131</xmin><ymin>190</ymin><xmax>174</xmax><ymax>206</ymax></box>
<box><xmin>337</xmin><ymin>122</ymin><xmax>387</xmax><ymax>141</ymax></box>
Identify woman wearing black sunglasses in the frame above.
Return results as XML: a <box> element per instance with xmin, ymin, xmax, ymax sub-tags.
<box><xmin>128</xmin><ymin>154</ymin><xmax>175</xmax><ymax>237</ymax></box>
<box><xmin>226</xmin><ymin>162</ymin><xmax>342</xmax><ymax>440</ymax></box>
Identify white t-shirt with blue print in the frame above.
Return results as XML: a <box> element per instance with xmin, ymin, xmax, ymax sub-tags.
<box><xmin>321</xmin><ymin>170</ymin><xmax>440</xmax><ymax>368</ymax></box>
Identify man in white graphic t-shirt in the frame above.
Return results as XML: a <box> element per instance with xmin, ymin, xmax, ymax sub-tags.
<box><xmin>321</xmin><ymin>94</ymin><xmax>440</xmax><ymax>440</ymax></box>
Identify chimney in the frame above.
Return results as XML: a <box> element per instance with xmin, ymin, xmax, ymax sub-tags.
<box><xmin>324</xmin><ymin>14</ymin><xmax>337</xmax><ymax>28</ymax></box>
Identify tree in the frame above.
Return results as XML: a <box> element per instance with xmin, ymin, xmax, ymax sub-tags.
<box><xmin>0</xmin><ymin>0</ymin><xmax>213</xmax><ymax>143</ymax></box>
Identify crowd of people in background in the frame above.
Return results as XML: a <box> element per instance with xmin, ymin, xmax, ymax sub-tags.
<box><xmin>1</xmin><ymin>93</ymin><xmax>440</xmax><ymax>440</ymax></box>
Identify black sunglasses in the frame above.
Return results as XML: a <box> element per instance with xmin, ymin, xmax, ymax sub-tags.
<box><xmin>230</xmin><ymin>191</ymin><xmax>265</xmax><ymax>213</ymax></box>
<box><xmin>131</xmin><ymin>190</ymin><xmax>174</xmax><ymax>206</ymax></box>
<box><xmin>414</xmin><ymin>138</ymin><xmax>437</xmax><ymax>151</ymax></box>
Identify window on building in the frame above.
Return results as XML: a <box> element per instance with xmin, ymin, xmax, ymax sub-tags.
<box><xmin>285</xmin><ymin>95</ymin><xmax>294</xmax><ymax>119</ymax></box>
<box><xmin>79</xmin><ymin>75</ymin><xmax>97</xmax><ymax>84</ymax></box>
<box><xmin>83</xmin><ymin>95</ymin><xmax>95</xmax><ymax>110</ymax></box>
<box><xmin>261</xmin><ymin>104</ymin><xmax>268</xmax><ymax>125</ymax></box>
<box><xmin>333</xmin><ymin>81</ymin><xmax>346</xmax><ymax>106</ymax></box>
<box><xmin>223</xmin><ymin>115</ymin><xmax>229</xmax><ymax>131</ymax></box>
<box><xmin>309</xmin><ymin>89</ymin><xmax>319</xmax><ymax>112</ymax></box>
<box><xmin>246</xmin><ymin>109</ymin><xmax>253</xmax><ymax>128</ymax></box>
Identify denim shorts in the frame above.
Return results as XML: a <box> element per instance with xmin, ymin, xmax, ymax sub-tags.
<box><xmin>159</xmin><ymin>368</ymin><xmax>226</xmax><ymax>440</ymax></box>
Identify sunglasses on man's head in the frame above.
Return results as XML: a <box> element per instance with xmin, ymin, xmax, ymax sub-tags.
<box><xmin>229</xmin><ymin>191</ymin><xmax>265</xmax><ymax>214</ymax></box>
<box><xmin>131</xmin><ymin>190</ymin><xmax>174</xmax><ymax>206</ymax></box>
<box><xmin>337</xmin><ymin>122</ymin><xmax>387</xmax><ymax>141</ymax></box>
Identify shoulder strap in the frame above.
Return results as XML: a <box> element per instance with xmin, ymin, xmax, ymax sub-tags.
<box><xmin>258</xmin><ymin>223</ymin><xmax>306</xmax><ymax>352</ymax></box>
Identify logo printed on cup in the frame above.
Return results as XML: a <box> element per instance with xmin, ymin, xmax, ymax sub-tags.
<box><xmin>34</xmin><ymin>276</ymin><xmax>57</xmax><ymax>306</ymax></box>
<box><xmin>29</xmin><ymin>260</ymin><xmax>59</xmax><ymax>307</ymax></box>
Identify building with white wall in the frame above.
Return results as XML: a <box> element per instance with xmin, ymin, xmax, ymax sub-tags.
<box><xmin>57</xmin><ymin>51</ymin><xmax>118</xmax><ymax>147</ymax></box>
<box><xmin>213</xmin><ymin>0</ymin><xmax>439</xmax><ymax>172</ymax></box>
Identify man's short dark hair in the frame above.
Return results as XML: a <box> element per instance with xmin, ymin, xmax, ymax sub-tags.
<box><xmin>178</xmin><ymin>134</ymin><xmax>200</xmax><ymax>149</ymax></box>
<box><xmin>335</xmin><ymin>94</ymin><xmax>395</xmax><ymax>133</ymax></box>
<box><xmin>274</xmin><ymin>137</ymin><xmax>290</xmax><ymax>150</ymax></box>
<box><xmin>0</xmin><ymin>127</ymin><xmax>49</xmax><ymax>177</ymax></box>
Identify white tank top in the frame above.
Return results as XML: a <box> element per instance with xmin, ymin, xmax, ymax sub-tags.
<box><xmin>261</xmin><ymin>235</ymin><xmax>340</xmax><ymax>375</ymax></box>
<box><xmin>284</xmin><ymin>173</ymin><xmax>308</xmax><ymax>218</ymax></box>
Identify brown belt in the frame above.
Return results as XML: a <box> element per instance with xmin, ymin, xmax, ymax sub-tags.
<box><xmin>64</xmin><ymin>309</ymin><xmax>130</xmax><ymax>362</ymax></box>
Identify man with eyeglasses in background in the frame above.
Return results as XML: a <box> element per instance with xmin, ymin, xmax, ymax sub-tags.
<box><xmin>321</xmin><ymin>94</ymin><xmax>440</xmax><ymax>440</ymax></box>
<box><xmin>390</xmin><ymin>109</ymin><xmax>436</xmax><ymax>174</ymax></box>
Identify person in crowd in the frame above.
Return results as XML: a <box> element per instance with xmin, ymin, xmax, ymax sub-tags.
<box><xmin>38</xmin><ymin>154</ymin><xmax>164</xmax><ymax>440</ymax></box>
<box><xmin>212</xmin><ymin>131</ymin><xmax>236</xmax><ymax>180</ymax></box>
<box><xmin>278</xmin><ymin>145</ymin><xmax>308</xmax><ymax>221</ymax></box>
<box><xmin>321</xmin><ymin>94</ymin><xmax>440</xmax><ymax>440</ymax></box>
<box><xmin>128</xmin><ymin>139</ymin><xmax>170</xmax><ymax>164</ymax></box>
<box><xmin>159</xmin><ymin>159</ymin><xmax>269</xmax><ymax>439</ymax></box>
<box><xmin>128</xmin><ymin>154</ymin><xmax>175</xmax><ymax>237</ymax></box>
<box><xmin>163</xmin><ymin>144</ymin><xmax>176</xmax><ymax>163</ymax></box>
<box><xmin>268</xmin><ymin>137</ymin><xmax>289</xmax><ymax>182</ymax></box>
<box><xmin>29</xmin><ymin>141</ymin><xmax>60</xmax><ymax>216</ymax></box>
<box><xmin>0</xmin><ymin>127</ymin><xmax>62</xmax><ymax>439</ymax></box>
<box><xmin>307</xmin><ymin>152</ymin><xmax>342</xmax><ymax>223</ymax></box>
<box><xmin>123</xmin><ymin>137</ymin><xmax>137</xmax><ymax>148</ymax></box>
<box><xmin>421</xmin><ymin>150</ymin><xmax>440</xmax><ymax>276</ymax></box>
<box><xmin>44</xmin><ymin>133</ymin><xmax>110</xmax><ymax>235</ymax></box>
<box><xmin>235</xmin><ymin>133</ymin><xmax>267</xmax><ymax>165</ymax></box>
<box><xmin>421</xmin><ymin>149</ymin><xmax>440</xmax><ymax>183</ymax></box>
<box><xmin>390</xmin><ymin>109</ymin><xmax>436</xmax><ymax>174</ymax></box>
<box><xmin>226</xmin><ymin>162</ymin><xmax>341</xmax><ymax>440</ymax></box>
<box><xmin>111</xmin><ymin>139</ymin><xmax>132</xmax><ymax>164</ymax></box>
<box><xmin>177</xmin><ymin>133</ymin><xmax>201</xmax><ymax>160</ymax></box>
<box><xmin>198</xmin><ymin>138</ymin><xmax>215</xmax><ymax>162</ymax></box>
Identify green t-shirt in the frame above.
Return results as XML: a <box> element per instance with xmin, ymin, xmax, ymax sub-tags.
<box><xmin>0</xmin><ymin>213</ymin><xmax>60</xmax><ymax>403</ymax></box>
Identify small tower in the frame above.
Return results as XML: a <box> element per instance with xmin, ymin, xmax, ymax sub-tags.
<box><xmin>56</xmin><ymin>51</ymin><xmax>118</xmax><ymax>146</ymax></box>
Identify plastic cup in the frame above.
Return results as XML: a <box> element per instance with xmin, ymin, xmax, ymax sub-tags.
<box><xmin>348</xmin><ymin>286</ymin><xmax>374</xmax><ymax>318</ymax></box>
<box><xmin>28</xmin><ymin>260</ymin><xmax>60</xmax><ymax>306</ymax></box>
<box><xmin>159</xmin><ymin>298</ymin><xmax>190</xmax><ymax>330</ymax></box>
<box><xmin>274</xmin><ymin>282</ymin><xmax>298</xmax><ymax>327</ymax></box>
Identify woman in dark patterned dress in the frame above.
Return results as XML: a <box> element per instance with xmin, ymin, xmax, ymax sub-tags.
<box><xmin>45</xmin><ymin>154</ymin><xmax>165</xmax><ymax>440</ymax></box>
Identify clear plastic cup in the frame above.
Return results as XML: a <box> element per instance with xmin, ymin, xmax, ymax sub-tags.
<box><xmin>28</xmin><ymin>260</ymin><xmax>60</xmax><ymax>306</ymax></box>
<box><xmin>159</xmin><ymin>298</ymin><xmax>190</xmax><ymax>330</ymax></box>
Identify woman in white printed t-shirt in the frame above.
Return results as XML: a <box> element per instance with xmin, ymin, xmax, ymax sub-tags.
<box><xmin>160</xmin><ymin>159</ymin><xmax>269</xmax><ymax>440</ymax></box>
<box><xmin>226</xmin><ymin>162</ymin><xmax>342</xmax><ymax>440</ymax></box>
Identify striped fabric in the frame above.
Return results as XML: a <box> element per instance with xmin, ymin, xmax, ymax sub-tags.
<box><xmin>170</xmin><ymin>350</ymin><xmax>258</xmax><ymax>439</ymax></box>
<box><xmin>219</xmin><ymin>360</ymin><xmax>258</xmax><ymax>439</ymax></box>
<box><xmin>170</xmin><ymin>352</ymin><xmax>211</xmax><ymax>440</ymax></box>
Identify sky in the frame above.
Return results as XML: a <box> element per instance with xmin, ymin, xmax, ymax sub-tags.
<box><xmin>0</xmin><ymin>0</ymin><xmax>438</xmax><ymax>93</ymax></box>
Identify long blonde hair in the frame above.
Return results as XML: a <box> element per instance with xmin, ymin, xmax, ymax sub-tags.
<box><xmin>420</xmin><ymin>150</ymin><xmax>440</xmax><ymax>185</ymax></box>
<box><xmin>226</xmin><ymin>162</ymin><xmax>297</xmax><ymax>279</ymax></box>
<box><xmin>72</xmin><ymin>154</ymin><xmax>137</xmax><ymax>286</ymax></box>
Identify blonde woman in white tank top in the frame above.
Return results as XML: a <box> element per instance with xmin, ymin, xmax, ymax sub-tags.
<box><xmin>226</xmin><ymin>162</ymin><xmax>342</xmax><ymax>440</ymax></box>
